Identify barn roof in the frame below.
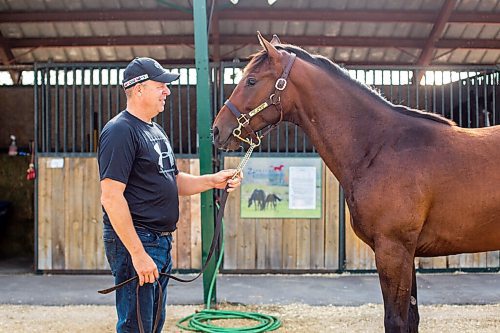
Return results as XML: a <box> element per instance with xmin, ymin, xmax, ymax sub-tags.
<box><xmin>0</xmin><ymin>0</ymin><xmax>499</xmax><ymax>70</ymax></box>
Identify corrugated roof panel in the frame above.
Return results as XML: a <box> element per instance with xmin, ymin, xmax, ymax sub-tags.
<box><xmin>350</xmin><ymin>48</ymin><xmax>370</xmax><ymax>62</ymax></box>
<box><xmin>443</xmin><ymin>23</ymin><xmax>468</xmax><ymax>39</ymax></box>
<box><xmin>479</xmin><ymin>25</ymin><xmax>500</xmax><ymax>39</ymax></box>
<box><xmin>464</xmin><ymin>49</ymin><xmax>487</xmax><ymax>63</ymax></box>
<box><xmin>323</xmin><ymin>22</ymin><xmax>342</xmax><ymax>37</ymax></box>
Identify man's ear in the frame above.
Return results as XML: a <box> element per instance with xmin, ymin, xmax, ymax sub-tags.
<box><xmin>257</xmin><ymin>31</ymin><xmax>281</xmax><ymax>63</ymax></box>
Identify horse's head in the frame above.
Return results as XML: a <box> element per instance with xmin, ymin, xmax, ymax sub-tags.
<box><xmin>212</xmin><ymin>32</ymin><xmax>297</xmax><ymax>150</ymax></box>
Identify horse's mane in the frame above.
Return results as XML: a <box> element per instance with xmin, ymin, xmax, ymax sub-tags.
<box><xmin>246</xmin><ymin>44</ymin><xmax>455</xmax><ymax>126</ymax></box>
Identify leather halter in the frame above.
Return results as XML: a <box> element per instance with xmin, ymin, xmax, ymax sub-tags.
<box><xmin>224</xmin><ymin>52</ymin><xmax>296</xmax><ymax>146</ymax></box>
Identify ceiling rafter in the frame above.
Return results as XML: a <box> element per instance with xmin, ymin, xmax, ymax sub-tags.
<box><xmin>0</xmin><ymin>32</ymin><xmax>21</xmax><ymax>83</ymax></box>
<box><xmin>0</xmin><ymin>9</ymin><xmax>499</xmax><ymax>24</ymax></box>
<box><xmin>417</xmin><ymin>0</ymin><xmax>456</xmax><ymax>68</ymax></box>
<box><xmin>6</xmin><ymin>35</ymin><xmax>498</xmax><ymax>50</ymax></box>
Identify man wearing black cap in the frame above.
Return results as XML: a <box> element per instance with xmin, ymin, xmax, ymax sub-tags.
<box><xmin>98</xmin><ymin>57</ymin><xmax>242</xmax><ymax>333</ymax></box>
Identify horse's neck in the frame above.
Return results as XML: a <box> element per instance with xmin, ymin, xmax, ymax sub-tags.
<box><xmin>288</xmin><ymin>71</ymin><xmax>394</xmax><ymax>187</ymax></box>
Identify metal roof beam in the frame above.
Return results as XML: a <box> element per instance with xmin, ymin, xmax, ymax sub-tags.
<box><xmin>0</xmin><ymin>33</ymin><xmax>21</xmax><ymax>83</ymax></box>
<box><xmin>0</xmin><ymin>9</ymin><xmax>499</xmax><ymax>24</ymax></box>
<box><xmin>417</xmin><ymin>0</ymin><xmax>456</xmax><ymax>67</ymax></box>
<box><xmin>6</xmin><ymin>35</ymin><xmax>499</xmax><ymax>50</ymax></box>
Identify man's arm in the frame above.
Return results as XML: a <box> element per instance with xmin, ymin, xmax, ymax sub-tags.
<box><xmin>100</xmin><ymin>178</ymin><xmax>159</xmax><ymax>286</ymax></box>
<box><xmin>176</xmin><ymin>169</ymin><xmax>242</xmax><ymax>196</ymax></box>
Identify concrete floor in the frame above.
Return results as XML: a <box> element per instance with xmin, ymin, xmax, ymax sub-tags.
<box><xmin>0</xmin><ymin>267</ymin><xmax>499</xmax><ymax>306</ymax></box>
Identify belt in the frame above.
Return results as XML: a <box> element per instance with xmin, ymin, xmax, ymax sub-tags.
<box><xmin>159</xmin><ymin>231</ymin><xmax>172</xmax><ymax>237</ymax></box>
<box><xmin>135</xmin><ymin>225</ymin><xmax>172</xmax><ymax>237</ymax></box>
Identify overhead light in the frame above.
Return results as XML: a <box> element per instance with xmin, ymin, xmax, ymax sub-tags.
<box><xmin>230</xmin><ymin>0</ymin><xmax>238</xmax><ymax>4</ymax></box>
<box><xmin>268</xmin><ymin>0</ymin><xmax>277</xmax><ymax>4</ymax></box>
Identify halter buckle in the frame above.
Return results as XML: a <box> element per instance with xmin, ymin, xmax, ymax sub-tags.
<box><xmin>275</xmin><ymin>78</ymin><xmax>287</xmax><ymax>91</ymax></box>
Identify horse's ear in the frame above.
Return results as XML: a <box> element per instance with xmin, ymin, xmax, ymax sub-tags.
<box><xmin>270</xmin><ymin>34</ymin><xmax>281</xmax><ymax>45</ymax></box>
<box><xmin>257</xmin><ymin>31</ymin><xmax>281</xmax><ymax>61</ymax></box>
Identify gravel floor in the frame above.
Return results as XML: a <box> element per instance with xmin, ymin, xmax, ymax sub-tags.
<box><xmin>1</xmin><ymin>303</ymin><xmax>499</xmax><ymax>332</ymax></box>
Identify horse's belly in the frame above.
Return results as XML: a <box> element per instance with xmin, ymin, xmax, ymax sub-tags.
<box><xmin>416</xmin><ymin>205</ymin><xmax>500</xmax><ymax>256</ymax></box>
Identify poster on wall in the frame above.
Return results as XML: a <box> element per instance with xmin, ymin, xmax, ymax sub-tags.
<box><xmin>240</xmin><ymin>157</ymin><xmax>322</xmax><ymax>219</ymax></box>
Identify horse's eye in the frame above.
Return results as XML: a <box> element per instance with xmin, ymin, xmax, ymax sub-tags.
<box><xmin>246</xmin><ymin>77</ymin><xmax>257</xmax><ymax>86</ymax></box>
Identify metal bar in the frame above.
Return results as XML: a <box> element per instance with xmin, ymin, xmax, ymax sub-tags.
<box><xmin>3</xmin><ymin>9</ymin><xmax>499</xmax><ymax>24</ymax></box>
<box><xmin>187</xmin><ymin>68</ymin><xmax>192</xmax><ymax>155</ymax></box>
<box><xmin>45</xmin><ymin>69</ymin><xmax>50</xmax><ymax>152</ymax></box>
<box><xmin>55</xmin><ymin>69</ymin><xmax>59</xmax><ymax>153</ymax></box>
<box><xmin>7</xmin><ymin>35</ymin><xmax>500</xmax><ymax>50</ymax></box>
<box><xmin>194</xmin><ymin>0</ymin><xmax>216</xmax><ymax>306</ymax></box>
<box><xmin>177</xmin><ymin>75</ymin><xmax>183</xmax><ymax>154</ymax></box>
<box><xmin>63</xmin><ymin>68</ymin><xmax>68</xmax><ymax>152</ymax></box>
<box><xmin>72</xmin><ymin>68</ymin><xmax>76</xmax><ymax>152</ymax></box>
<box><xmin>98</xmin><ymin>68</ymin><xmax>103</xmax><ymax>138</ymax></box>
<box><xmin>441</xmin><ymin>71</ymin><xmax>445</xmax><ymax>116</ymax></box>
<box><xmin>81</xmin><ymin>68</ymin><xmax>85</xmax><ymax>152</ymax></box>
<box><xmin>449</xmin><ymin>71</ymin><xmax>454</xmax><ymax>122</ymax></box>
<box><xmin>116</xmin><ymin>68</ymin><xmax>121</xmax><ymax>116</ymax></box>
<box><xmin>483</xmin><ymin>72</ymin><xmax>488</xmax><ymax>126</ymax></box>
<box><xmin>89</xmin><ymin>69</ymin><xmax>94</xmax><ymax>152</ymax></box>
<box><xmin>475</xmin><ymin>72</ymin><xmax>479</xmax><ymax>127</ymax></box>
<box><xmin>493</xmin><ymin>72</ymin><xmax>497</xmax><ymax>125</ymax></box>
<box><xmin>466</xmin><ymin>74</ymin><xmax>471</xmax><ymax>127</ymax></box>
<box><xmin>107</xmin><ymin>67</ymin><xmax>111</xmax><ymax>122</ymax></box>
<box><xmin>33</xmin><ymin>64</ymin><xmax>39</xmax><ymax>270</ymax></box>
<box><xmin>458</xmin><ymin>75</ymin><xmax>463</xmax><ymax>127</ymax></box>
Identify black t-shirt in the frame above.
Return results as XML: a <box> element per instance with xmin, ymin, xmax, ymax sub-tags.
<box><xmin>98</xmin><ymin>110</ymin><xmax>180</xmax><ymax>232</ymax></box>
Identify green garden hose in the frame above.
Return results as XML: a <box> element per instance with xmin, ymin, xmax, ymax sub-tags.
<box><xmin>176</xmin><ymin>220</ymin><xmax>281</xmax><ymax>332</ymax></box>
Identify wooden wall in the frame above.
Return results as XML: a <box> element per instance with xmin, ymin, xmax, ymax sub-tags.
<box><xmin>222</xmin><ymin>157</ymin><xmax>341</xmax><ymax>271</ymax></box>
<box><xmin>36</xmin><ymin>156</ymin><xmax>499</xmax><ymax>272</ymax></box>
<box><xmin>36</xmin><ymin>157</ymin><xmax>201</xmax><ymax>271</ymax></box>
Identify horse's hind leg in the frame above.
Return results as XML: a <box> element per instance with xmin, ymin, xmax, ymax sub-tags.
<box><xmin>374</xmin><ymin>237</ymin><xmax>417</xmax><ymax>333</ymax></box>
<box><xmin>408</xmin><ymin>264</ymin><xmax>419</xmax><ymax>333</ymax></box>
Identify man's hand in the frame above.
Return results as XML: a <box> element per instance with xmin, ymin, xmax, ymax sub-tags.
<box><xmin>212</xmin><ymin>169</ymin><xmax>243</xmax><ymax>192</ymax></box>
<box><xmin>131</xmin><ymin>251</ymin><xmax>159</xmax><ymax>286</ymax></box>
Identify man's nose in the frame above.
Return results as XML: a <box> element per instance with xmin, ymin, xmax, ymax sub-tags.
<box><xmin>164</xmin><ymin>86</ymin><xmax>170</xmax><ymax>96</ymax></box>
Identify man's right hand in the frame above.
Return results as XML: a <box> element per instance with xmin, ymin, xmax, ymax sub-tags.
<box><xmin>131</xmin><ymin>251</ymin><xmax>160</xmax><ymax>286</ymax></box>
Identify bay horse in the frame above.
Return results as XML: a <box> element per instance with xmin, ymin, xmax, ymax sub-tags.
<box><xmin>212</xmin><ymin>33</ymin><xmax>500</xmax><ymax>333</ymax></box>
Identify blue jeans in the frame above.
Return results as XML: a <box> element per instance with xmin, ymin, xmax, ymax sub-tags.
<box><xmin>103</xmin><ymin>223</ymin><xmax>173</xmax><ymax>333</ymax></box>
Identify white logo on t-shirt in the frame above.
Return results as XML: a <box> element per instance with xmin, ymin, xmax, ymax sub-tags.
<box><xmin>153</xmin><ymin>140</ymin><xmax>175</xmax><ymax>175</ymax></box>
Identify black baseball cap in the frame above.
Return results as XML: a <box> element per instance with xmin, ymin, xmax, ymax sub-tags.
<box><xmin>122</xmin><ymin>57</ymin><xmax>180</xmax><ymax>89</ymax></box>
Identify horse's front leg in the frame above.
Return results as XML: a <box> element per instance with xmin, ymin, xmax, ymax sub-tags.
<box><xmin>408</xmin><ymin>264</ymin><xmax>419</xmax><ymax>333</ymax></box>
<box><xmin>374</xmin><ymin>236</ymin><xmax>417</xmax><ymax>333</ymax></box>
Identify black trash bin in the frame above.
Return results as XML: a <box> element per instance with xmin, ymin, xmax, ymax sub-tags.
<box><xmin>0</xmin><ymin>201</ymin><xmax>11</xmax><ymax>228</ymax></box>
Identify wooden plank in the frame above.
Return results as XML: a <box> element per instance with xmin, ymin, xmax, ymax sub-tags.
<box><xmin>447</xmin><ymin>254</ymin><xmax>461</xmax><ymax>269</ymax></box>
<box><xmin>269</xmin><ymin>219</ymin><xmax>283</xmax><ymax>269</ymax></box>
<box><xmin>64</xmin><ymin>158</ymin><xmax>84</xmax><ymax>269</ymax></box>
<box><xmin>82</xmin><ymin>157</ymin><xmax>100</xmax><ymax>269</ymax></box>
<box><xmin>189</xmin><ymin>159</ymin><xmax>202</xmax><ymax>270</ymax></box>
<box><xmin>176</xmin><ymin>159</ymin><xmax>192</xmax><ymax>269</ymax></box>
<box><xmin>238</xmin><ymin>218</ymin><xmax>256</xmax><ymax>269</ymax></box>
<box><xmin>282</xmin><ymin>219</ymin><xmax>297</xmax><ymax>269</ymax></box>
<box><xmin>222</xmin><ymin>157</ymin><xmax>240</xmax><ymax>270</ymax></box>
<box><xmin>486</xmin><ymin>250</ymin><xmax>499</xmax><ymax>268</ymax></box>
<box><xmin>459</xmin><ymin>253</ymin><xmax>475</xmax><ymax>268</ymax></box>
<box><xmin>50</xmin><ymin>160</ymin><xmax>66</xmax><ymax>269</ymax></box>
<box><xmin>345</xmin><ymin>203</ymin><xmax>376</xmax><ymax>270</ymax></box>
<box><xmin>310</xmin><ymin>216</ymin><xmax>324</xmax><ymax>269</ymax></box>
<box><xmin>296</xmin><ymin>219</ymin><xmax>311</xmax><ymax>269</ymax></box>
<box><xmin>255</xmin><ymin>219</ymin><xmax>270</xmax><ymax>269</ymax></box>
<box><xmin>37</xmin><ymin>157</ymin><xmax>52</xmax><ymax>270</ymax></box>
<box><xmin>323</xmin><ymin>164</ymin><xmax>339</xmax><ymax>269</ymax></box>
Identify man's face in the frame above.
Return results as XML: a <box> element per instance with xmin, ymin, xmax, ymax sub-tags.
<box><xmin>138</xmin><ymin>80</ymin><xmax>171</xmax><ymax>115</ymax></box>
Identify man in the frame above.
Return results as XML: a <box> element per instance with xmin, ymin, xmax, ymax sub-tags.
<box><xmin>98</xmin><ymin>57</ymin><xmax>242</xmax><ymax>333</ymax></box>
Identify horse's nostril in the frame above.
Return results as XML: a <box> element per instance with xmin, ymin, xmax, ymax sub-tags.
<box><xmin>213</xmin><ymin>126</ymin><xmax>219</xmax><ymax>138</ymax></box>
